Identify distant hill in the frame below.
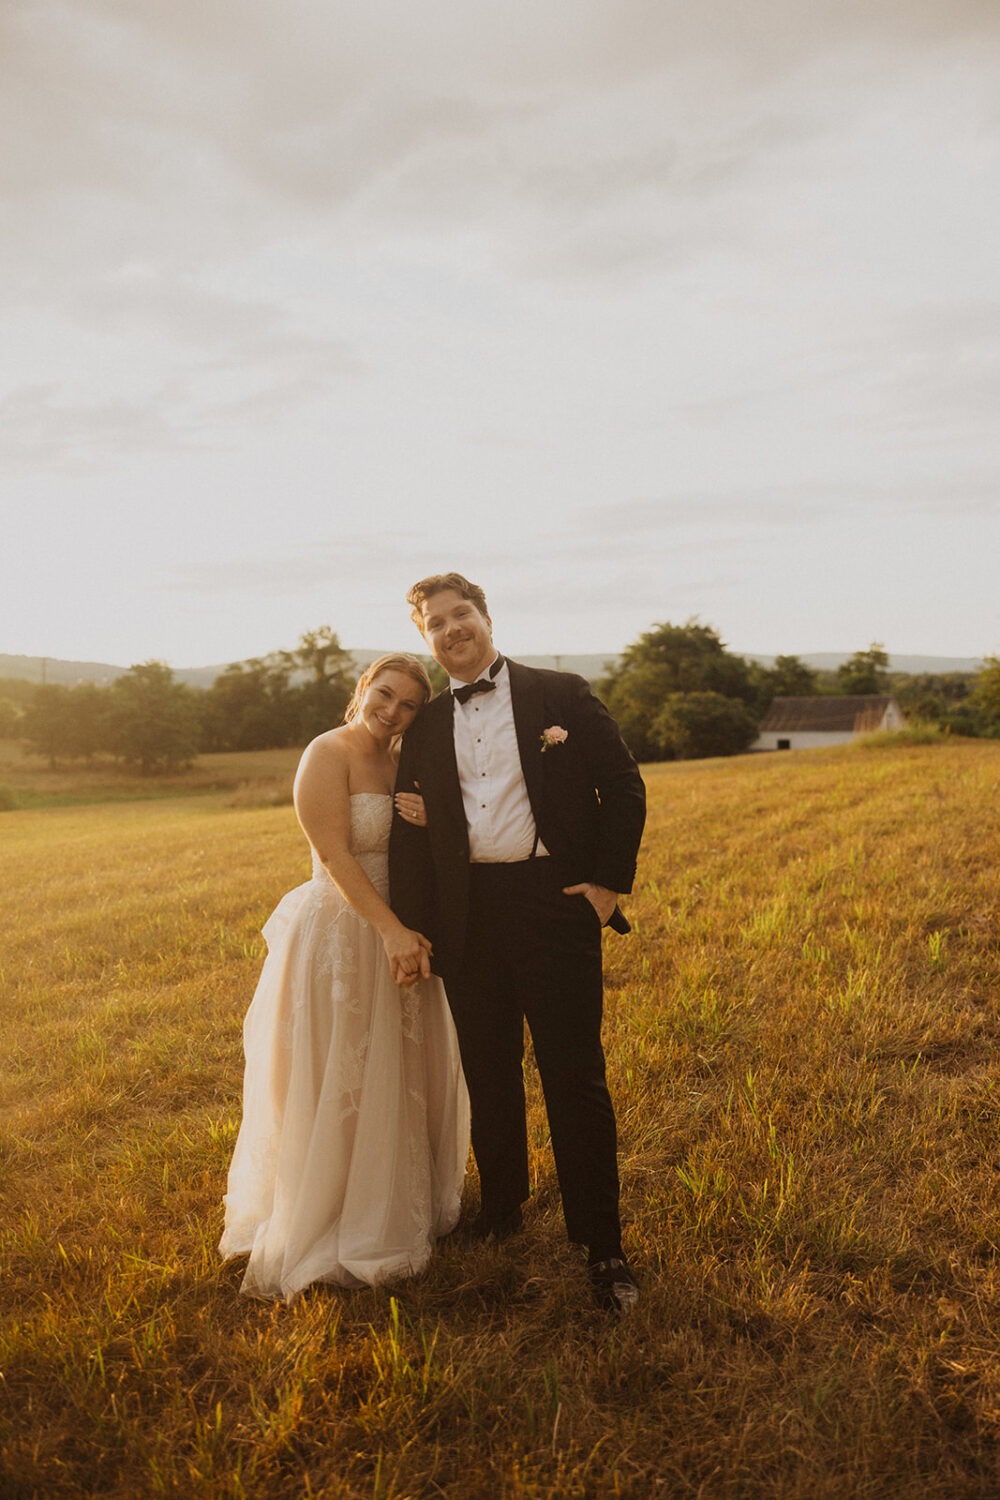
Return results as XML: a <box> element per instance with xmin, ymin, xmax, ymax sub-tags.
<box><xmin>0</xmin><ymin>655</ymin><xmax>227</xmax><ymax>689</ymax></box>
<box><xmin>744</xmin><ymin>652</ymin><xmax>985</xmax><ymax>676</ymax></box>
<box><xmin>0</xmin><ymin>648</ymin><xmax>986</xmax><ymax>691</ymax></box>
<box><xmin>0</xmin><ymin>650</ymin><xmax>624</xmax><ymax>688</ymax></box>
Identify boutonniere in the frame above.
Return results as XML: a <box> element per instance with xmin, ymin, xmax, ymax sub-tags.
<box><xmin>540</xmin><ymin>724</ymin><xmax>568</xmax><ymax>753</ymax></box>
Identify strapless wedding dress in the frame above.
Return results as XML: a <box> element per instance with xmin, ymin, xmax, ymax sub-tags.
<box><xmin>220</xmin><ymin>793</ymin><xmax>469</xmax><ymax>1300</ymax></box>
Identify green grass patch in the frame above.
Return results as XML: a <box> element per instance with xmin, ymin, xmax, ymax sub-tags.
<box><xmin>853</xmin><ymin>720</ymin><xmax>951</xmax><ymax>749</ymax></box>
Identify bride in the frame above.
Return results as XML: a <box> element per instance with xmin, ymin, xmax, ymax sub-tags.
<box><xmin>219</xmin><ymin>654</ymin><xmax>470</xmax><ymax>1301</ymax></box>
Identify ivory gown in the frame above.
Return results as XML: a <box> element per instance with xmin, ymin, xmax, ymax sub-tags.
<box><xmin>220</xmin><ymin>793</ymin><xmax>470</xmax><ymax>1300</ymax></box>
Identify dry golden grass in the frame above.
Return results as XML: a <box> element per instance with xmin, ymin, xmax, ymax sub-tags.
<box><xmin>2</xmin><ymin>741</ymin><xmax>1000</xmax><ymax>1498</ymax></box>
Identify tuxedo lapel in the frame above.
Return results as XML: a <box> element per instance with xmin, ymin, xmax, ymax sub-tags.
<box><xmin>421</xmin><ymin>690</ymin><xmax>467</xmax><ymax>842</ymax></box>
<box><xmin>508</xmin><ymin>660</ymin><xmax>546</xmax><ymax>820</ymax></box>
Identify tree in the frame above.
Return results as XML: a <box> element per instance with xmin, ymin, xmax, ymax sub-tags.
<box><xmin>62</xmin><ymin>683</ymin><xmax>110</xmax><ymax>761</ymax></box>
<box><xmin>21</xmin><ymin>683</ymin><xmax>112</xmax><ymax>764</ymax></box>
<box><xmin>199</xmin><ymin>628</ymin><xmax>358</xmax><ymax>751</ymax></box>
<box><xmin>21</xmin><ymin>684</ymin><xmax>72</xmax><ymax>767</ymax></box>
<box><xmin>652</xmin><ymin>691</ymin><xmax>758</xmax><ymax>760</ymax></box>
<box><xmin>600</xmin><ymin>621</ymin><xmax>754</xmax><ymax>761</ymax></box>
<box><xmin>292</xmin><ymin>627</ymin><xmax>355</xmax><ymax>741</ymax></box>
<box><xmin>0</xmin><ymin>677</ymin><xmax>39</xmax><ymax>711</ymax></box>
<box><xmin>421</xmin><ymin>655</ymin><xmax>449</xmax><ymax>696</ymax></box>
<box><xmin>968</xmin><ymin>655</ymin><xmax>1000</xmax><ymax>733</ymax></box>
<box><xmin>837</xmin><ymin>643</ymin><xmax>889</xmax><ymax>695</ymax></box>
<box><xmin>0</xmin><ymin>697</ymin><xmax>22</xmax><ymax>739</ymax></box>
<box><xmin>108</xmin><ymin>662</ymin><xmax>201</xmax><ymax>773</ymax></box>
<box><xmin>295</xmin><ymin>626</ymin><xmax>351</xmax><ymax>685</ymax></box>
<box><xmin>749</xmin><ymin>654</ymin><xmax>819</xmax><ymax>714</ymax></box>
<box><xmin>891</xmin><ymin>671</ymin><xmax>974</xmax><ymax>727</ymax></box>
<box><xmin>201</xmin><ymin>655</ymin><xmax>297</xmax><ymax>752</ymax></box>
<box><xmin>769</xmin><ymin>655</ymin><xmax>819</xmax><ymax>697</ymax></box>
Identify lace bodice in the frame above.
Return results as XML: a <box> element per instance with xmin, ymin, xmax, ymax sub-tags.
<box><xmin>345</xmin><ymin>791</ymin><xmax>393</xmax><ymax>854</ymax></box>
<box><xmin>309</xmin><ymin>792</ymin><xmax>393</xmax><ymax>898</ymax></box>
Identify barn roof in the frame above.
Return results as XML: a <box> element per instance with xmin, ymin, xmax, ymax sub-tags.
<box><xmin>758</xmin><ymin>695</ymin><xmax>899</xmax><ymax>733</ymax></box>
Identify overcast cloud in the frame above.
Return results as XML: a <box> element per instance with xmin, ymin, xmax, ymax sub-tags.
<box><xmin>2</xmin><ymin>0</ymin><xmax>998</xmax><ymax>667</ymax></box>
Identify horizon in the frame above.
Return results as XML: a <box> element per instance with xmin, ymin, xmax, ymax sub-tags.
<box><xmin>0</xmin><ymin>643</ymin><xmax>987</xmax><ymax>684</ymax></box>
<box><xmin>2</xmin><ymin>593</ymin><xmax>995</xmax><ymax>675</ymax></box>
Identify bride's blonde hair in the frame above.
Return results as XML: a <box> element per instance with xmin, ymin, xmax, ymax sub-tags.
<box><xmin>343</xmin><ymin>653</ymin><xmax>433</xmax><ymax>724</ymax></box>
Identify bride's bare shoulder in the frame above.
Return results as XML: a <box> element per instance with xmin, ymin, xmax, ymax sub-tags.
<box><xmin>296</xmin><ymin>726</ymin><xmax>352</xmax><ymax>781</ymax></box>
<box><xmin>302</xmin><ymin>724</ymin><xmax>351</xmax><ymax>755</ymax></box>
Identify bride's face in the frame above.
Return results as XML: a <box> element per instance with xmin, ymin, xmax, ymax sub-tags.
<box><xmin>358</xmin><ymin>669</ymin><xmax>426</xmax><ymax>742</ymax></box>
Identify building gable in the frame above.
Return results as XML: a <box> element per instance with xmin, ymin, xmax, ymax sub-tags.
<box><xmin>757</xmin><ymin>695</ymin><xmax>902</xmax><ymax>735</ymax></box>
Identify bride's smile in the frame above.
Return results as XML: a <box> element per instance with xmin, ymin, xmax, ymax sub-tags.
<box><xmin>357</xmin><ymin>671</ymin><xmax>424</xmax><ymax>741</ymax></box>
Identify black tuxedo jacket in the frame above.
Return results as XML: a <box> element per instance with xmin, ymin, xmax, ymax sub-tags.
<box><xmin>388</xmin><ymin>660</ymin><xmax>646</xmax><ymax>981</ymax></box>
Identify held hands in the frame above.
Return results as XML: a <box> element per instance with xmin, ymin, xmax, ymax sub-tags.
<box><xmin>383</xmin><ymin>921</ymin><xmax>433</xmax><ymax>987</ymax></box>
<box><xmin>562</xmin><ymin>882</ymin><xmax>617</xmax><ymax>926</ymax></box>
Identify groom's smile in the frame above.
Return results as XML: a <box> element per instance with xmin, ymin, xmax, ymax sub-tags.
<box><xmin>419</xmin><ymin>588</ymin><xmax>495</xmax><ymax>684</ymax></box>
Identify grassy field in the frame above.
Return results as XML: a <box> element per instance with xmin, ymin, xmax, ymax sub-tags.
<box><xmin>0</xmin><ymin>741</ymin><xmax>298</xmax><ymax>810</ymax></box>
<box><xmin>2</xmin><ymin>739</ymin><xmax>999</xmax><ymax>1498</ymax></box>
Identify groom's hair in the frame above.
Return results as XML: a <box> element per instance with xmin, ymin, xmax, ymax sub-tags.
<box><xmin>407</xmin><ymin>572</ymin><xmax>489</xmax><ymax>629</ymax></box>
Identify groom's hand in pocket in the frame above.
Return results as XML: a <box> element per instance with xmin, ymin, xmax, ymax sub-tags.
<box><xmin>562</xmin><ymin>882</ymin><xmax>617</xmax><ymax>926</ymax></box>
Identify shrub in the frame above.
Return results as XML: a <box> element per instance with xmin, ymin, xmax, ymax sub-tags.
<box><xmin>854</xmin><ymin>720</ymin><xmax>947</xmax><ymax>749</ymax></box>
<box><xmin>652</xmin><ymin>690</ymin><xmax>759</xmax><ymax>760</ymax></box>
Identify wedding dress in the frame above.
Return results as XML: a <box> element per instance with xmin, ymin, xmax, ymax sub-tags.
<box><xmin>220</xmin><ymin>793</ymin><xmax>469</xmax><ymax>1300</ymax></box>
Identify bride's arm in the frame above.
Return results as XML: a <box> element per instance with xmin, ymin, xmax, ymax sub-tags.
<box><xmin>293</xmin><ymin>736</ymin><xmax>432</xmax><ymax>984</ymax></box>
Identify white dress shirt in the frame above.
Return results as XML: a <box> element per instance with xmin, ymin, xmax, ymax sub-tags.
<box><xmin>450</xmin><ymin>657</ymin><xmax>549</xmax><ymax>863</ymax></box>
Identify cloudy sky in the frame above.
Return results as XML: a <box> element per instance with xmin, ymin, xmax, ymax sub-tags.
<box><xmin>3</xmin><ymin>0</ymin><xmax>998</xmax><ymax>669</ymax></box>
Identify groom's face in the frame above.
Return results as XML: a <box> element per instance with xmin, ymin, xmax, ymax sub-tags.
<box><xmin>419</xmin><ymin>588</ymin><xmax>495</xmax><ymax>683</ymax></box>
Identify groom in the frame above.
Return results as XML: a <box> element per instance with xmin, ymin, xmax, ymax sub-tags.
<box><xmin>388</xmin><ymin>572</ymin><xmax>646</xmax><ymax>1311</ymax></box>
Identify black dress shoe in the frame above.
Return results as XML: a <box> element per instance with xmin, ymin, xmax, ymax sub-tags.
<box><xmin>471</xmin><ymin>1206</ymin><xmax>523</xmax><ymax>1243</ymax></box>
<box><xmin>588</xmin><ymin>1257</ymin><xmax>639</xmax><ymax>1313</ymax></box>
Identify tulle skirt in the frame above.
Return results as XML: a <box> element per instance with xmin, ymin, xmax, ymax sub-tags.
<box><xmin>220</xmin><ymin>873</ymin><xmax>470</xmax><ymax>1300</ymax></box>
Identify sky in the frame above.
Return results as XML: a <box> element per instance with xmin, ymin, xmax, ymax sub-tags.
<box><xmin>2</xmin><ymin>0</ymin><xmax>998</xmax><ymax>670</ymax></box>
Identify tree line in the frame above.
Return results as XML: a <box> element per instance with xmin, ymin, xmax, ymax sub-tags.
<box><xmin>4</xmin><ymin>629</ymin><xmax>366</xmax><ymax>774</ymax></box>
<box><xmin>599</xmin><ymin>628</ymin><xmax>1000</xmax><ymax>760</ymax></box>
<box><xmin>1</xmin><ymin>623</ymin><xmax>998</xmax><ymax>771</ymax></box>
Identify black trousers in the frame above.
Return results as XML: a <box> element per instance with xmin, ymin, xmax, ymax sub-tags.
<box><xmin>442</xmin><ymin>857</ymin><xmax>622</xmax><ymax>1255</ymax></box>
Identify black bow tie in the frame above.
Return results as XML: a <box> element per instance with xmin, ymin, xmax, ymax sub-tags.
<box><xmin>453</xmin><ymin>657</ymin><xmax>503</xmax><ymax>705</ymax></box>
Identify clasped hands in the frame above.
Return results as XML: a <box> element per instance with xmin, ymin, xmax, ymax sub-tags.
<box><xmin>383</xmin><ymin>923</ymin><xmax>433</xmax><ymax>988</ymax></box>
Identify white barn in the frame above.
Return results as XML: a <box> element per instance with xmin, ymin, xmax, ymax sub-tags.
<box><xmin>752</xmin><ymin>695</ymin><xmax>906</xmax><ymax>751</ymax></box>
